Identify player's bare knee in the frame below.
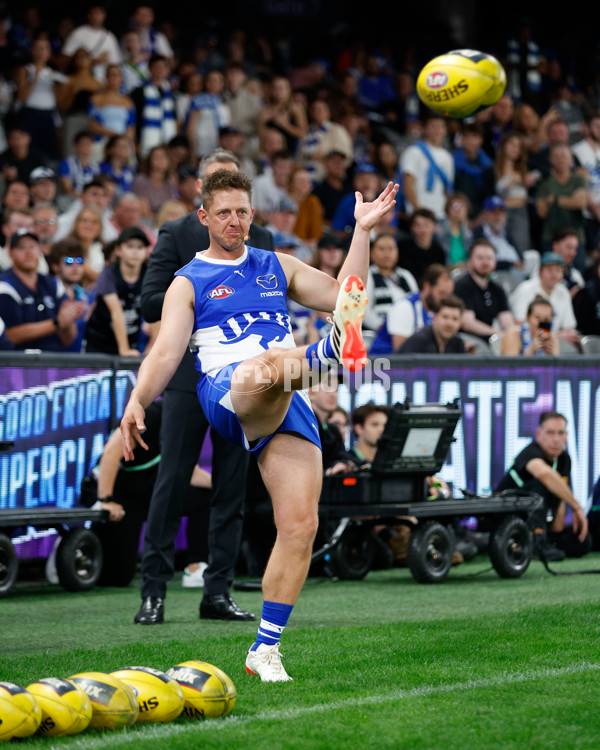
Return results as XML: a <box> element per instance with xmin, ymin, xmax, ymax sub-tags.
<box><xmin>278</xmin><ymin>511</ymin><xmax>319</xmax><ymax>547</ymax></box>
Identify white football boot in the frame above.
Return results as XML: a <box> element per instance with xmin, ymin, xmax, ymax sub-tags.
<box><xmin>245</xmin><ymin>643</ymin><xmax>293</xmax><ymax>682</ymax></box>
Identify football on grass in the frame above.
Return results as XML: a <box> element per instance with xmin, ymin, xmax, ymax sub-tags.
<box><xmin>0</xmin><ymin>681</ymin><xmax>41</xmax><ymax>741</ymax></box>
<box><xmin>166</xmin><ymin>660</ymin><xmax>236</xmax><ymax>719</ymax></box>
<box><xmin>416</xmin><ymin>49</ymin><xmax>506</xmax><ymax>118</ymax></box>
<box><xmin>110</xmin><ymin>666</ymin><xmax>185</xmax><ymax>723</ymax></box>
<box><xmin>26</xmin><ymin>677</ymin><xmax>92</xmax><ymax>737</ymax></box>
<box><xmin>68</xmin><ymin>671</ymin><xmax>138</xmax><ymax>730</ymax></box>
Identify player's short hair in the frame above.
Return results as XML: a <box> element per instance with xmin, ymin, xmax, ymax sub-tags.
<box><xmin>201</xmin><ymin>168</ymin><xmax>252</xmax><ymax>210</ymax></box>
<box><xmin>351</xmin><ymin>401</ymin><xmax>390</xmax><ymax>428</ymax></box>
<box><xmin>538</xmin><ymin>411</ymin><xmax>567</xmax><ymax>426</ymax></box>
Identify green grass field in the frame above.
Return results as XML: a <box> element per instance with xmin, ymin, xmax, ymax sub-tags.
<box><xmin>2</xmin><ymin>554</ymin><xmax>600</xmax><ymax>749</ymax></box>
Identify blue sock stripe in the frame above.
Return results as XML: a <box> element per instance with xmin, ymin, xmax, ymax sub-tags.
<box><xmin>251</xmin><ymin>601</ymin><xmax>294</xmax><ymax>650</ymax></box>
<box><xmin>259</xmin><ymin>618</ymin><xmax>285</xmax><ymax>635</ymax></box>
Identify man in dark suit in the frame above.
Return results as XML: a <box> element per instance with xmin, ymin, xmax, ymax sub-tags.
<box><xmin>134</xmin><ymin>148</ymin><xmax>274</xmax><ymax>625</ymax></box>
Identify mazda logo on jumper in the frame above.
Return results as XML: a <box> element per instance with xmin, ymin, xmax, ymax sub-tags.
<box><xmin>208</xmin><ymin>285</ymin><xmax>235</xmax><ymax>300</ymax></box>
<box><xmin>256</xmin><ymin>274</ymin><xmax>278</xmax><ymax>290</ymax></box>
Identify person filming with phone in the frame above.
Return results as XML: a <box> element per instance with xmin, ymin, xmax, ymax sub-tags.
<box><xmin>500</xmin><ymin>295</ymin><xmax>560</xmax><ymax>355</ymax></box>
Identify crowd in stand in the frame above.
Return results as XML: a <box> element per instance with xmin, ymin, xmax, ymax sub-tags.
<box><xmin>2</xmin><ymin>5</ymin><xmax>600</xmax><ymax>357</ymax></box>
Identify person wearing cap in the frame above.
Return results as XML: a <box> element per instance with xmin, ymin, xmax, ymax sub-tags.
<box><xmin>263</xmin><ymin>195</ymin><xmax>312</xmax><ymax>263</ymax></box>
<box><xmin>0</xmin><ymin>228</ymin><xmax>84</xmax><ymax>351</ymax></box>
<box><xmin>84</xmin><ymin>225</ymin><xmax>152</xmax><ymax>356</ymax></box>
<box><xmin>29</xmin><ymin>167</ymin><xmax>57</xmax><ymax>208</ymax></box>
<box><xmin>0</xmin><ymin>207</ymin><xmax>35</xmax><ymax>266</ymax></box>
<box><xmin>509</xmin><ymin>251</ymin><xmax>581</xmax><ymax>350</ymax></box>
<box><xmin>472</xmin><ymin>194</ymin><xmax>523</xmax><ymax>276</ymax></box>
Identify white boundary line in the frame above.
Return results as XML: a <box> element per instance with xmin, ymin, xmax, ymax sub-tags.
<box><xmin>58</xmin><ymin>661</ymin><xmax>600</xmax><ymax>749</ymax></box>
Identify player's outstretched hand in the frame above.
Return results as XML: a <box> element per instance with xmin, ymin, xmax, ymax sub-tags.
<box><xmin>354</xmin><ymin>181</ymin><xmax>399</xmax><ymax>232</ymax></box>
<box><xmin>120</xmin><ymin>400</ymin><xmax>148</xmax><ymax>461</ymax></box>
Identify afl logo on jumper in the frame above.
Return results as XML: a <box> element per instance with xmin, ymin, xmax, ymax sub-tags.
<box><xmin>425</xmin><ymin>71</ymin><xmax>449</xmax><ymax>89</ymax></box>
<box><xmin>256</xmin><ymin>273</ymin><xmax>278</xmax><ymax>290</ymax></box>
<box><xmin>208</xmin><ymin>285</ymin><xmax>235</xmax><ymax>300</ymax></box>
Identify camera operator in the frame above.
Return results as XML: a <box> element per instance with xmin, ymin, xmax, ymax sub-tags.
<box><xmin>495</xmin><ymin>411</ymin><xmax>590</xmax><ymax>561</ymax></box>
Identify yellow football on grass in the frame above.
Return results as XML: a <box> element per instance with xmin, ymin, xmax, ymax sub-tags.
<box><xmin>110</xmin><ymin>666</ymin><xmax>185</xmax><ymax>723</ymax></box>
<box><xmin>26</xmin><ymin>677</ymin><xmax>92</xmax><ymax>737</ymax></box>
<box><xmin>68</xmin><ymin>671</ymin><xmax>138</xmax><ymax>730</ymax></box>
<box><xmin>166</xmin><ymin>660</ymin><xmax>236</xmax><ymax>719</ymax></box>
<box><xmin>0</xmin><ymin>681</ymin><xmax>41</xmax><ymax>741</ymax></box>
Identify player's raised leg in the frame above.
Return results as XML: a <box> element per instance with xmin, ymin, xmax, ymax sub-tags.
<box><xmin>245</xmin><ymin>433</ymin><xmax>322</xmax><ymax>682</ymax></box>
<box><xmin>231</xmin><ymin>274</ymin><xmax>368</xmax><ymax>443</ymax></box>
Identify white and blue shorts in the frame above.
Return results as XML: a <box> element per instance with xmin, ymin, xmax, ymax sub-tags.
<box><xmin>197</xmin><ymin>361</ymin><xmax>322</xmax><ymax>456</ymax></box>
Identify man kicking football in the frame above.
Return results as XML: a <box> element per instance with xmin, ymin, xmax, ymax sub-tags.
<box><xmin>120</xmin><ymin>169</ymin><xmax>398</xmax><ymax>681</ymax></box>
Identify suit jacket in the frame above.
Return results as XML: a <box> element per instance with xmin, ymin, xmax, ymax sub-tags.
<box><xmin>141</xmin><ymin>211</ymin><xmax>274</xmax><ymax>392</ymax></box>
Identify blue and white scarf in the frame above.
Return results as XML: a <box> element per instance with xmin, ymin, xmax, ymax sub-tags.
<box><xmin>140</xmin><ymin>82</ymin><xmax>177</xmax><ymax>157</ymax></box>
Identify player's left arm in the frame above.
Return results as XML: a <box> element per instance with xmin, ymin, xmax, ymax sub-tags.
<box><xmin>283</xmin><ymin>181</ymin><xmax>398</xmax><ymax>311</ymax></box>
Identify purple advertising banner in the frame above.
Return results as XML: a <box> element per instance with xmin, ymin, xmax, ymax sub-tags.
<box><xmin>2</xmin><ymin>355</ymin><xmax>599</xmax><ymax>557</ymax></box>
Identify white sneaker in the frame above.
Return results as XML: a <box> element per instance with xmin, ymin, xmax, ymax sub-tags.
<box><xmin>245</xmin><ymin>643</ymin><xmax>293</xmax><ymax>682</ymax></box>
<box><xmin>329</xmin><ymin>275</ymin><xmax>368</xmax><ymax>372</ymax></box>
<box><xmin>182</xmin><ymin>562</ymin><xmax>208</xmax><ymax>588</ymax></box>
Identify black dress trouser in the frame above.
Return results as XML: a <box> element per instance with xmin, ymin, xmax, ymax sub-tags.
<box><xmin>140</xmin><ymin>388</ymin><xmax>249</xmax><ymax>599</ymax></box>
